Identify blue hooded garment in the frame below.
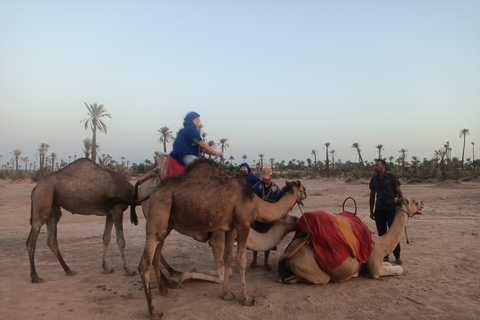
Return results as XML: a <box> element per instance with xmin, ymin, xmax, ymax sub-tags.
<box><xmin>170</xmin><ymin>112</ymin><xmax>202</xmax><ymax>166</ymax></box>
<box><xmin>240</xmin><ymin>163</ymin><xmax>261</xmax><ymax>186</ymax></box>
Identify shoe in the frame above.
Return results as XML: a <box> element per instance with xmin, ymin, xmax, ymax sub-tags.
<box><xmin>383</xmin><ymin>256</ymin><xmax>389</xmax><ymax>262</ymax></box>
<box><xmin>249</xmin><ymin>261</ymin><xmax>257</xmax><ymax>269</ymax></box>
<box><xmin>233</xmin><ymin>241</ymin><xmax>237</xmax><ymax>246</ymax></box>
<box><xmin>264</xmin><ymin>264</ymin><xmax>272</xmax><ymax>271</ymax></box>
<box><xmin>395</xmin><ymin>257</ymin><xmax>403</xmax><ymax>265</ymax></box>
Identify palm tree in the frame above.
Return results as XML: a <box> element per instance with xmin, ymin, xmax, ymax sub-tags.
<box><xmin>351</xmin><ymin>142</ymin><xmax>364</xmax><ymax>166</ymax></box>
<box><xmin>444</xmin><ymin>141</ymin><xmax>451</xmax><ymax>159</ymax></box>
<box><xmin>324</xmin><ymin>142</ymin><xmax>331</xmax><ymax>177</ymax></box>
<box><xmin>10</xmin><ymin>149</ymin><xmax>22</xmax><ymax>171</ymax></box>
<box><xmin>398</xmin><ymin>148</ymin><xmax>408</xmax><ymax>176</ymax></box>
<box><xmin>82</xmin><ymin>138</ymin><xmax>93</xmax><ymax>158</ymax></box>
<box><xmin>269</xmin><ymin>157</ymin><xmax>275</xmax><ymax>172</ymax></box>
<box><xmin>472</xmin><ymin>142</ymin><xmax>475</xmax><ymax>167</ymax></box>
<box><xmin>36</xmin><ymin>143</ymin><xmax>50</xmax><ymax>171</ymax></box>
<box><xmin>459</xmin><ymin>128</ymin><xmax>470</xmax><ymax>170</ymax></box>
<box><xmin>157</xmin><ymin>126</ymin><xmax>174</xmax><ymax>153</ymax></box>
<box><xmin>311</xmin><ymin>149</ymin><xmax>318</xmax><ymax>172</ymax></box>
<box><xmin>50</xmin><ymin>153</ymin><xmax>57</xmax><ymax>171</ymax></box>
<box><xmin>219</xmin><ymin>138</ymin><xmax>229</xmax><ymax>155</ymax></box>
<box><xmin>21</xmin><ymin>156</ymin><xmax>29</xmax><ymax>170</ymax></box>
<box><xmin>375</xmin><ymin>144</ymin><xmax>384</xmax><ymax>160</ymax></box>
<box><xmin>258</xmin><ymin>153</ymin><xmax>265</xmax><ymax>170</ymax></box>
<box><xmin>434</xmin><ymin>148</ymin><xmax>447</xmax><ymax>180</ymax></box>
<box><xmin>330</xmin><ymin>149</ymin><xmax>336</xmax><ymax>173</ymax></box>
<box><xmin>81</xmin><ymin>102</ymin><xmax>111</xmax><ymax>163</ymax></box>
<box><xmin>242</xmin><ymin>155</ymin><xmax>247</xmax><ymax>163</ymax></box>
<box><xmin>206</xmin><ymin>140</ymin><xmax>217</xmax><ymax>159</ymax></box>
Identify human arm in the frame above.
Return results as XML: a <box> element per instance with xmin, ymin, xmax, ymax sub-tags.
<box><xmin>369</xmin><ymin>189</ymin><xmax>376</xmax><ymax>220</ymax></box>
<box><xmin>395</xmin><ymin>186</ymin><xmax>403</xmax><ymax>199</ymax></box>
<box><xmin>198</xmin><ymin>141</ymin><xmax>223</xmax><ymax>158</ymax></box>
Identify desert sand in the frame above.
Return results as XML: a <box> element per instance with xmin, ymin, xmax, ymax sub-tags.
<box><xmin>0</xmin><ymin>177</ymin><xmax>479</xmax><ymax>320</ymax></box>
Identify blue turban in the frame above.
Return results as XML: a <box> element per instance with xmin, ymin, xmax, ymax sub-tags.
<box><xmin>183</xmin><ymin>112</ymin><xmax>200</xmax><ymax>127</ymax></box>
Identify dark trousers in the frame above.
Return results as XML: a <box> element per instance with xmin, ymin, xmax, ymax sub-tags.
<box><xmin>374</xmin><ymin>208</ymin><xmax>401</xmax><ymax>258</ymax></box>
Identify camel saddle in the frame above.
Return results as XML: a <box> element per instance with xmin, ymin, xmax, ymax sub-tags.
<box><xmin>287</xmin><ymin>211</ymin><xmax>373</xmax><ymax>271</ymax></box>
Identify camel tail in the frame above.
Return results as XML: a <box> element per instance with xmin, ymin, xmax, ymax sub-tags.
<box><xmin>130</xmin><ymin>180</ymin><xmax>140</xmax><ymax>226</ymax></box>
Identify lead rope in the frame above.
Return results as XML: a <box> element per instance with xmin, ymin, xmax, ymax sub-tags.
<box><xmin>285</xmin><ymin>199</ymin><xmax>312</xmax><ymax>260</ymax></box>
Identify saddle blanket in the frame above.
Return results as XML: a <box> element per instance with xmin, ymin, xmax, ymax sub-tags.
<box><xmin>288</xmin><ymin>211</ymin><xmax>372</xmax><ymax>271</ymax></box>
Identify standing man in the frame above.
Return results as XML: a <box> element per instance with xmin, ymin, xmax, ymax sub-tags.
<box><xmin>369</xmin><ymin>159</ymin><xmax>404</xmax><ymax>264</ymax></box>
<box><xmin>240</xmin><ymin>162</ymin><xmax>261</xmax><ymax>186</ymax></box>
<box><xmin>250</xmin><ymin>166</ymin><xmax>281</xmax><ymax>271</ymax></box>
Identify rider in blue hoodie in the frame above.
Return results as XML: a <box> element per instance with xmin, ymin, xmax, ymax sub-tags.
<box><xmin>170</xmin><ymin>112</ymin><xmax>223</xmax><ymax>166</ymax></box>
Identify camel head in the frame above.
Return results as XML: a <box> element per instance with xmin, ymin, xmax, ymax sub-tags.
<box><xmin>395</xmin><ymin>197</ymin><xmax>424</xmax><ymax>217</ymax></box>
<box><xmin>285</xmin><ymin>180</ymin><xmax>307</xmax><ymax>205</ymax></box>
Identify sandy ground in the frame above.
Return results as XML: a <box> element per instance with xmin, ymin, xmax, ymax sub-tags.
<box><xmin>0</xmin><ymin>177</ymin><xmax>479</xmax><ymax>320</ymax></box>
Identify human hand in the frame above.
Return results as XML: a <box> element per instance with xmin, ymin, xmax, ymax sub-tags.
<box><xmin>370</xmin><ymin>212</ymin><xmax>375</xmax><ymax>220</ymax></box>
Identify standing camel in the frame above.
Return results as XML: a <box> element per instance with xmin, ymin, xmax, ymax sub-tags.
<box><xmin>26</xmin><ymin>158</ymin><xmax>137</xmax><ymax>283</ymax></box>
<box><xmin>278</xmin><ymin>197</ymin><xmax>423</xmax><ymax>285</ymax></box>
<box><xmin>138</xmin><ymin>159</ymin><xmax>306</xmax><ymax>320</ymax></box>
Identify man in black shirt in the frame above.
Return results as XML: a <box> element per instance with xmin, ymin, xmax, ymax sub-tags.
<box><xmin>369</xmin><ymin>159</ymin><xmax>404</xmax><ymax>264</ymax></box>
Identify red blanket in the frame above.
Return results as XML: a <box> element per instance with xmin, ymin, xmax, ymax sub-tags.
<box><xmin>166</xmin><ymin>155</ymin><xmax>185</xmax><ymax>177</ymax></box>
<box><xmin>287</xmin><ymin>211</ymin><xmax>372</xmax><ymax>271</ymax></box>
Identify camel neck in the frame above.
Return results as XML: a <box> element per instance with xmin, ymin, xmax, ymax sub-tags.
<box><xmin>379</xmin><ymin>208</ymin><xmax>408</xmax><ymax>253</ymax></box>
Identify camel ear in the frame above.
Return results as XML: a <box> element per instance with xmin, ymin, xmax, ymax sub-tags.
<box><xmin>296</xmin><ymin>180</ymin><xmax>301</xmax><ymax>187</ymax></box>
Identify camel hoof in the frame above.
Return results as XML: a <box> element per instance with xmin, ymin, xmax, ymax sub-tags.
<box><xmin>158</xmin><ymin>287</ymin><xmax>168</xmax><ymax>297</ymax></box>
<box><xmin>222</xmin><ymin>292</ymin><xmax>235</xmax><ymax>301</ymax></box>
<box><xmin>31</xmin><ymin>277</ymin><xmax>43</xmax><ymax>283</ymax></box>
<box><xmin>66</xmin><ymin>270</ymin><xmax>77</xmax><ymax>276</ymax></box>
<box><xmin>102</xmin><ymin>268</ymin><xmax>115</xmax><ymax>274</ymax></box>
<box><xmin>243</xmin><ymin>297</ymin><xmax>255</xmax><ymax>306</ymax></box>
<box><xmin>165</xmin><ymin>279</ymin><xmax>181</xmax><ymax>289</ymax></box>
<box><xmin>124</xmin><ymin>268</ymin><xmax>137</xmax><ymax>276</ymax></box>
<box><xmin>150</xmin><ymin>310</ymin><xmax>165</xmax><ymax>320</ymax></box>
<box><xmin>180</xmin><ymin>271</ymin><xmax>193</xmax><ymax>283</ymax></box>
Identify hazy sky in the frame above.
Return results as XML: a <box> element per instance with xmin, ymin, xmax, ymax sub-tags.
<box><xmin>1</xmin><ymin>1</ymin><xmax>479</xmax><ymax>168</ymax></box>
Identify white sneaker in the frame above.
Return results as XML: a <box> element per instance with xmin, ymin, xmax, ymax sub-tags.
<box><xmin>233</xmin><ymin>241</ymin><xmax>237</xmax><ymax>246</ymax></box>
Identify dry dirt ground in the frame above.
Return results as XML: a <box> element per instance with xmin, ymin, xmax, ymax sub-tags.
<box><xmin>0</xmin><ymin>177</ymin><xmax>479</xmax><ymax>320</ymax></box>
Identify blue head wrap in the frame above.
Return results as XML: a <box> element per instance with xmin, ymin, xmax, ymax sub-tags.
<box><xmin>183</xmin><ymin>112</ymin><xmax>200</xmax><ymax>127</ymax></box>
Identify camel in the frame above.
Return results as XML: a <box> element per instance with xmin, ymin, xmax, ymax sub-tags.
<box><xmin>137</xmin><ymin>159</ymin><xmax>306</xmax><ymax>320</ymax></box>
<box><xmin>26</xmin><ymin>158</ymin><xmax>138</xmax><ymax>283</ymax></box>
<box><xmin>278</xmin><ymin>197</ymin><xmax>423</xmax><ymax>285</ymax></box>
<box><xmin>131</xmin><ymin>161</ymin><xmax>300</xmax><ymax>286</ymax></box>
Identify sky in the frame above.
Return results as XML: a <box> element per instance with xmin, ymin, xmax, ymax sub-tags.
<box><xmin>1</xmin><ymin>0</ymin><xmax>479</xmax><ymax>168</ymax></box>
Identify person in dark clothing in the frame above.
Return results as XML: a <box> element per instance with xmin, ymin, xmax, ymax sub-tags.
<box><xmin>170</xmin><ymin>112</ymin><xmax>222</xmax><ymax>166</ymax></box>
<box><xmin>369</xmin><ymin>159</ymin><xmax>404</xmax><ymax>265</ymax></box>
<box><xmin>250</xmin><ymin>166</ymin><xmax>280</xmax><ymax>271</ymax></box>
<box><xmin>239</xmin><ymin>163</ymin><xmax>261</xmax><ymax>186</ymax></box>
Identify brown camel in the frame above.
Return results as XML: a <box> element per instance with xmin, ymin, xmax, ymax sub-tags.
<box><xmin>278</xmin><ymin>197</ymin><xmax>423</xmax><ymax>285</ymax></box>
<box><xmin>137</xmin><ymin>159</ymin><xmax>306</xmax><ymax>320</ymax></box>
<box><xmin>132</xmin><ymin>164</ymin><xmax>300</xmax><ymax>286</ymax></box>
<box><xmin>26</xmin><ymin>158</ymin><xmax>137</xmax><ymax>283</ymax></box>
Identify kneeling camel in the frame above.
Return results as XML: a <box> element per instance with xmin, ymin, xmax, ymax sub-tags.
<box><xmin>278</xmin><ymin>197</ymin><xmax>423</xmax><ymax>284</ymax></box>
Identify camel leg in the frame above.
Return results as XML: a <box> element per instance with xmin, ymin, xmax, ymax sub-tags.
<box><xmin>232</xmin><ymin>227</ymin><xmax>255</xmax><ymax>306</ymax></box>
<box><xmin>180</xmin><ymin>230</ymin><xmax>228</xmax><ymax>284</ymax></box>
<box><xmin>153</xmin><ymin>249</ymin><xmax>181</xmax><ymax>295</ymax></box>
<box><xmin>111</xmin><ymin>209</ymin><xmax>137</xmax><ymax>276</ymax></box>
<box><xmin>45</xmin><ymin>206</ymin><xmax>77</xmax><ymax>277</ymax></box>
<box><xmin>139</xmin><ymin>234</ymin><xmax>164</xmax><ymax>320</ymax></box>
<box><xmin>279</xmin><ymin>240</ymin><xmax>330</xmax><ymax>285</ymax></box>
<box><xmin>101</xmin><ymin>214</ymin><xmax>115</xmax><ymax>274</ymax></box>
<box><xmin>367</xmin><ymin>251</ymin><xmax>404</xmax><ymax>279</ymax></box>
